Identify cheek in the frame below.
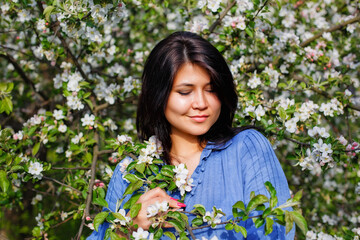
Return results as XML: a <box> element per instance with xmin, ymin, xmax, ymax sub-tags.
<box><xmin>209</xmin><ymin>96</ymin><xmax>222</xmax><ymax>116</ymax></box>
<box><xmin>165</xmin><ymin>95</ymin><xmax>190</xmax><ymax>116</ymax></box>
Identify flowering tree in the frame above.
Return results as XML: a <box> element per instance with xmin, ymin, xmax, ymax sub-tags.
<box><xmin>0</xmin><ymin>0</ymin><xmax>359</xmax><ymax>239</ymax></box>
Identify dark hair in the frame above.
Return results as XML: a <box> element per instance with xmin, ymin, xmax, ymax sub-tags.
<box><xmin>136</xmin><ymin>31</ymin><xmax>238</xmax><ymax>163</ymax></box>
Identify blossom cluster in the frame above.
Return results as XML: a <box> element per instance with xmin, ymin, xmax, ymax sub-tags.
<box><xmin>203</xmin><ymin>207</ymin><xmax>224</xmax><ymax>228</ymax></box>
<box><xmin>137</xmin><ymin>136</ymin><xmax>163</xmax><ymax>165</ymax></box>
<box><xmin>173</xmin><ymin>164</ymin><xmax>194</xmax><ymax>196</ymax></box>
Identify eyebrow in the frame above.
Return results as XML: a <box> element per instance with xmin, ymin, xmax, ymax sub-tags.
<box><xmin>173</xmin><ymin>83</ymin><xmax>211</xmax><ymax>88</ymax></box>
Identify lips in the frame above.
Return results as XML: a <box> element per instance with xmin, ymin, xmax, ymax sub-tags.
<box><xmin>189</xmin><ymin>115</ymin><xmax>209</xmax><ymax>123</ymax></box>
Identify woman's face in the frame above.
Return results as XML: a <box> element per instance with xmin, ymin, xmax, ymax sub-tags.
<box><xmin>165</xmin><ymin>63</ymin><xmax>221</xmax><ymax>140</ymax></box>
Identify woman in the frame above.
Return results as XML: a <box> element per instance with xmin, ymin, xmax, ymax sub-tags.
<box><xmin>88</xmin><ymin>31</ymin><xmax>294</xmax><ymax>239</ymax></box>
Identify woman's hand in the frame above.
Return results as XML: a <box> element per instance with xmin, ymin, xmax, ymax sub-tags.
<box><xmin>130</xmin><ymin>187</ymin><xmax>186</xmax><ymax>230</ymax></box>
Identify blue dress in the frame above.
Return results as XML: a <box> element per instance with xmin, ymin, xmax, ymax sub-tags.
<box><xmin>87</xmin><ymin>129</ymin><xmax>295</xmax><ymax>239</ymax></box>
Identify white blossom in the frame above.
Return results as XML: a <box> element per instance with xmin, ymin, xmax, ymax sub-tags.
<box><xmin>81</xmin><ymin>114</ymin><xmax>95</xmax><ymax>127</ymax></box>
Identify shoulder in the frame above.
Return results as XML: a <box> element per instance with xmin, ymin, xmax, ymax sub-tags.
<box><xmin>230</xmin><ymin>128</ymin><xmax>270</xmax><ymax>149</ymax></box>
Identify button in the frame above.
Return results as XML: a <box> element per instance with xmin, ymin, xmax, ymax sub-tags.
<box><xmin>198</xmin><ymin>180</ymin><xmax>202</xmax><ymax>184</ymax></box>
<box><xmin>201</xmin><ymin>167</ymin><xmax>205</xmax><ymax>172</ymax></box>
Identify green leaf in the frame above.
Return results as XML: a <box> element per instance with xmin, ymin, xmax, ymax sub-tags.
<box><xmin>265</xmin><ymin>218</ymin><xmax>274</xmax><ymax>235</ymax></box>
<box><xmin>233</xmin><ymin>201</ymin><xmax>245</xmax><ymax>211</ymax></box>
<box><xmin>32</xmin><ymin>142</ymin><xmax>41</xmax><ymax>156</ymax></box>
<box><xmin>135</xmin><ymin>162</ymin><xmax>146</xmax><ymax>173</ymax></box>
<box><xmin>234</xmin><ymin>224</ymin><xmax>247</xmax><ymax>238</ymax></box>
<box><xmin>110</xmin><ymin>231</ymin><xmax>126</xmax><ymax>240</ymax></box>
<box><xmin>123</xmin><ymin>180</ymin><xmax>143</xmax><ymax>196</ymax></box>
<box><xmin>278</xmin><ymin>107</ymin><xmax>287</xmax><ymax>120</ymax></box>
<box><xmin>84</xmin><ymin>99</ymin><xmax>93</xmax><ymax>110</ymax></box>
<box><xmin>157</xmin><ymin>182</ymin><xmax>168</xmax><ymax>189</ymax></box>
<box><xmin>123</xmin><ymin>174</ymin><xmax>138</xmax><ymax>183</ymax></box>
<box><xmin>3</xmin><ymin>97</ymin><xmax>13</xmax><ymax>114</ymax></box>
<box><xmin>264</xmin><ymin>181</ymin><xmax>276</xmax><ymax>198</ymax></box>
<box><xmin>149</xmin><ymin>164</ymin><xmax>159</xmax><ymax>174</ymax></box>
<box><xmin>293</xmin><ymin>189</ymin><xmax>303</xmax><ymax>202</ymax></box>
<box><xmin>191</xmin><ymin>204</ymin><xmax>206</xmax><ymax>216</ymax></box>
<box><xmin>167</xmin><ymin>219</ymin><xmax>184</xmax><ymax>232</ymax></box>
<box><xmin>154</xmin><ymin>227</ymin><xmax>163</xmax><ymax>239</ymax></box>
<box><xmin>285</xmin><ymin>211</ymin><xmax>294</xmax><ymax>234</ymax></box>
<box><xmin>160</xmin><ymin>168</ymin><xmax>174</xmax><ymax>178</ymax></box>
<box><xmin>112</xmin><ymin>212</ymin><xmax>126</xmax><ymax>221</ymax></box>
<box><xmin>43</xmin><ymin>6</ymin><xmax>55</xmax><ymax>22</ymax></box>
<box><xmin>255</xmin><ymin>218</ymin><xmax>265</xmax><ymax>228</ymax></box>
<box><xmin>93</xmin><ymin>211</ymin><xmax>109</xmax><ymax>232</ymax></box>
<box><xmin>0</xmin><ymin>170</ymin><xmax>10</xmax><ymax>193</ymax></box>
<box><xmin>123</xmin><ymin>193</ymin><xmax>141</xmax><ymax>209</ymax></box>
<box><xmin>291</xmin><ymin>211</ymin><xmax>308</xmax><ymax>235</ymax></box>
<box><xmin>10</xmin><ymin>165</ymin><xmax>24</xmax><ymax>172</ymax></box>
<box><xmin>130</xmin><ymin>203</ymin><xmax>141</xmax><ymax>218</ymax></box>
<box><xmin>270</xmin><ymin>196</ymin><xmax>278</xmax><ymax>209</ymax></box>
<box><xmin>225</xmin><ymin>223</ymin><xmax>234</xmax><ymax>230</ymax></box>
<box><xmin>216</xmin><ymin>44</ymin><xmax>225</xmax><ymax>52</ymax></box>
<box><xmin>84</xmin><ymin>152</ymin><xmax>92</xmax><ymax>163</ymax></box>
<box><xmin>191</xmin><ymin>217</ymin><xmax>203</xmax><ymax>227</ymax></box>
<box><xmin>246</xmin><ymin>194</ymin><xmax>269</xmax><ymax>213</ymax></box>
<box><xmin>93</xmin><ymin>198</ymin><xmax>108</xmax><ymax>208</ymax></box>
<box><xmin>163</xmin><ymin>231</ymin><xmax>176</xmax><ymax>240</ymax></box>
<box><xmin>245</xmin><ymin>27</ymin><xmax>253</xmax><ymax>38</ymax></box>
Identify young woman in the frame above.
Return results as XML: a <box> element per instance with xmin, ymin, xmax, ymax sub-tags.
<box><xmin>88</xmin><ymin>31</ymin><xmax>294</xmax><ymax>239</ymax></box>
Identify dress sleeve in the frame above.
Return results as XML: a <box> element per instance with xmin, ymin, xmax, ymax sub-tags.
<box><xmin>86</xmin><ymin>163</ymin><xmax>128</xmax><ymax>240</ymax></box>
<box><xmin>240</xmin><ymin>130</ymin><xmax>295</xmax><ymax>239</ymax></box>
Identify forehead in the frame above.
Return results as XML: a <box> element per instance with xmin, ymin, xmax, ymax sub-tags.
<box><xmin>172</xmin><ymin>63</ymin><xmax>211</xmax><ymax>86</ymax></box>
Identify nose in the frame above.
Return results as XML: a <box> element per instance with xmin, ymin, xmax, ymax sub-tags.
<box><xmin>192</xmin><ymin>90</ymin><xmax>207</xmax><ymax>110</ymax></box>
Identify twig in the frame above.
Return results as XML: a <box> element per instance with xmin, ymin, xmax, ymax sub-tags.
<box><xmin>98</xmin><ymin>149</ymin><xmax>114</xmax><ymax>156</ymax></box>
<box><xmin>49</xmin><ymin>22</ymin><xmax>89</xmax><ymax>82</ymax></box>
<box><xmin>300</xmin><ymin>15</ymin><xmax>360</xmax><ymax>47</ymax></box>
<box><xmin>76</xmin><ymin>113</ymin><xmax>100</xmax><ymax>239</ymax></box>
<box><xmin>94</xmin><ymin>103</ymin><xmax>109</xmax><ymax>112</ymax></box>
<box><xmin>209</xmin><ymin>1</ymin><xmax>236</xmax><ymax>33</ymax></box>
<box><xmin>251</xmin><ymin>0</ymin><xmax>269</xmax><ymax>21</ymax></box>
<box><xmin>283</xmin><ymin>137</ymin><xmax>311</xmax><ymax>147</ymax></box>
<box><xmin>191</xmin><ymin>214</ymin><xmax>262</xmax><ymax>231</ymax></box>
<box><xmin>42</xmin><ymin>176</ymin><xmax>82</xmax><ymax>194</ymax></box>
<box><xmin>52</xmin><ymin>167</ymin><xmax>91</xmax><ymax>170</ymax></box>
<box><xmin>293</xmin><ymin>75</ymin><xmax>360</xmax><ymax>111</ymax></box>
<box><xmin>185</xmin><ymin>221</ymin><xmax>196</xmax><ymax>240</ymax></box>
<box><xmin>0</xmin><ymin>53</ymin><xmax>49</xmax><ymax>101</ymax></box>
<box><xmin>51</xmin><ymin>215</ymin><xmax>74</xmax><ymax>228</ymax></box>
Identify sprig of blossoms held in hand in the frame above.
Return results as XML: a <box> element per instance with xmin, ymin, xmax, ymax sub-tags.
<box><xmin>174</xmin><ymin>164</ymin><xmax>194</xmax><ymax>196</ymax></box>
<box><xmin>137</xmin><ymin>136</ymin><xmax>163</xmax><ymax>165</ymax></box>
<box><xmin>146</xmin><ymin>201</ymin><xmax>169</xmax><ymax>228</ymax></box>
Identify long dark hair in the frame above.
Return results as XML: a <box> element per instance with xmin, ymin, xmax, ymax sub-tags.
<box><xmin>136</xmin><ymin>31</ymin><xmax>238</xmax><ymax>163</ymax></box>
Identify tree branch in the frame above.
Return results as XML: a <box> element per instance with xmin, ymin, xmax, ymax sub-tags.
<box><xmin>284</xmin><ymin>137</ymin><xmax>311</xmax><ymax>147</ymax></box>
<box><xmin>49</xmin><ymin>22</ymin><xmax>89</xmax><ymax>82</ymax></box>
<box><xmin>300</xmin><ymin>15</ymin><xmax>360</xmax><ymax>47</ymax></box>
<box><xmin>76</xmin><ymin>112</ymin><xmax>100</xmax><ymax>239</ymax></box>
<box><xmin>0</xmin><ymin>53</ymin><xmax>49</xmax><ymax>101</ymax></box>
<box><xmin>52</xmin><ymin>167</ymin><xmax>91</xmax><ymax>170</ymax></box>
<box><xmin>42</xmin><ymin>176</ymin><xmax>82</xmax><ymax>194</ymax></box>
<box><xmin>209</xmin><ymin>1</ymin><xmax>236</xmax><ymax>33</ymax></box>
<box><xmin>251</xmin><ymin>0</ymin><xmax>269</xmax><ymax>21</ymax></box>
<box><xmin>293</xmin><ymin>75</ymin><xmax>360</xmax><ymax>111</ymax></box>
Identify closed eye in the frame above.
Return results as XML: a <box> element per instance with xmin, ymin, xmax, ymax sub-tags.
<box><xmin>177</xmin><ymin>91</ymin><xmax>191</xmax><ymax>96</ymax></box>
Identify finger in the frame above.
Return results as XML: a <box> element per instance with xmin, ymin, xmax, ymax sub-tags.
<box><xmin>168</xmin><ymin>197</ymin><xmax>186</xmax><ymax>209</ymax></box>
<box><xmin>138</xmin><ymin>187</ymin><xmax>169</xmax><ymax>202</ymax></box>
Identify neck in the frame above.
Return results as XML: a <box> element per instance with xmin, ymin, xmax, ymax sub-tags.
<box><xmin>169</xmin><ymin>133</ymin><xmax>204</xmax><ymax>165</ymax></box>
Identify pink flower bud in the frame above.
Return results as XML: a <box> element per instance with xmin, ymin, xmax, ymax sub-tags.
<box><xmin>86</xmin><ymin>216</ymin><xmax>91</xmax><ymax>221</ymax></box>
<box><xmin>89</xmin><ymin>126</ymin><xmax>93</xmax><ymax>130</ymax></box>
<box><xmin>13</xmin><ymin>134</ymin><xmax>18</xmax><ymax>140</ymax></box>
<box><xmin>72</xmin><ymin>92</ymin><xmax>77</xmax><ymax>96</ymax></box>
